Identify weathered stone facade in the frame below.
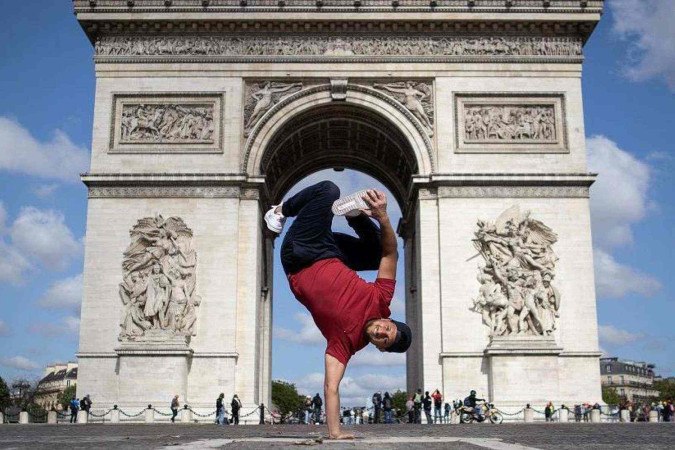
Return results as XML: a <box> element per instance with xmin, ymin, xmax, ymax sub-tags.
<box><xmin>75</xmin><ymin>0</ymin><xmax>604</xmax><ymax>417</ymax></box>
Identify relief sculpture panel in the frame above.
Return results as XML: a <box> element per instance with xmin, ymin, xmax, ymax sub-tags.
<box><xmin>455</xmin><ymin>95</ymin><xmax>566</xmax><ymax>153</ymax></box>
<box><xmin>243</xmin><ymin>81</ymin><xmax>304</xmax><ymax>136</ymax></box>
<box><xmin>111</xmin><ymin>95</ymin><xmax>223</xmax><ymax>153</ymax></box>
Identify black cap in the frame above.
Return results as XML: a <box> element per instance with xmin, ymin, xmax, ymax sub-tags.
<box><xmin>385</xmin><ymin>320</ymin><xmax>412</xmax><ymax>353</ymax></box>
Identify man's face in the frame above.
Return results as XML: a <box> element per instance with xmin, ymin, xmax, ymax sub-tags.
<box><xmin>367</xmin><ymin>319</ymin><xmax>397</xmax><ymax>351</ymax></box>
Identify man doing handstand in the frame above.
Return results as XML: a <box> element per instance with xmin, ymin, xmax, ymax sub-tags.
<box><xmin>265</xmin><ymin>181</ymin><xmax>412</xmax><ymax>439</ymax></box>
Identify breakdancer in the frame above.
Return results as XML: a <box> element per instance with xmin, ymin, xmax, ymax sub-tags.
<box><xmin>265</xmin><ymin>181</ymin><xmax>412</xmax><ymax>439</ymax></box>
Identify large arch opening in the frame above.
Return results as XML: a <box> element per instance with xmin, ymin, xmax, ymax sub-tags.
<box><xmin>257</xmin><ymin>101</ymin><xmax>422</xmax><ymax>414</ymax></box>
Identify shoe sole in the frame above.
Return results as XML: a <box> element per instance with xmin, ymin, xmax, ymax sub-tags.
<box><xmin>264</xmin><ymin>208</ymin><xmax>283</xmax><ymax>233</ymax></box>
<box><xmin>332</xmin><ymin>190</ymin><xmax>370</xmax><ymax>216</ymax></box>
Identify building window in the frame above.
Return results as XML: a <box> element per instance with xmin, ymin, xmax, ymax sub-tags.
<box><xmin>606</xmin><ymin>365</ymin><xmax>612</xmax><ymax>373</ymax></box>
<box><xmin>620</xmin><ymin>376</ymin><xmax>625</xmax><ymax>384</ymax></box>
<box><xmin>66</xmin><ymin>380</ymin><xmax>70</xmax><ymax>387</ymax></box>
<box><xmin>608</xmin><ymin>376</ymin><xmax>612</xmax><ymax>383</ymax></box>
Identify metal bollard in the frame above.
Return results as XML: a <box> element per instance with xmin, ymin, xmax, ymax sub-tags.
<box><xmin>111</xmin><ymin>409</ymin><xmax>120</xmax><ymax>423</ymax></box>
<box><xmin>590</xmin><ymin>409</ymin><xmax>601</xmax><ymax>423</ymax></box>
<box><xmin>558</xmin><ymin>409</ymin><xmax>569</xmax><ymax>423</ymax></box>
<box><xmin>77</xmin><ymin>410</ymin><xmax>89</xmax><ymax>424</ymax></box>
<box><xmin>523</xmin><ymin>408</ymin><xmax>534</xmax><ymax>423</ymax></box>
<box><xmin>47</xmin><ymin>411</ymin><xmax>57</xmax><ymax>424</ymax></box>
<box><xmin>181</xmin><ymin>408</ymin><xmax>192</xmax><ymax>423</ymax></box>
<box><xmin>648</xmin><ymin>411</ymin><xmax>658</xmax><ymax>422</ymax></box>
<box><xmin>260</xmin><ymin>403</ymin><xmax>265</xmax><ymax>425</ymax></box>
<box><xmin>19</xmin><ymin>412</ymin><xmax>29</xmax><ymax>424</ymax></box>
<box><xmin>145</xmin><ymin>408</ymin><xmax>154</xmax><ymax>423</ymax></box>
<box><xmin>620</xmin><ymin>409</ymin><xmax>630</xmax><ymax>423</ymax></box>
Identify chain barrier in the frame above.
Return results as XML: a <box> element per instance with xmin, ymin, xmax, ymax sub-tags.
<box><xmin>152</xmin><ymin>408</ymin><xmax>175</xmax><ymax>417</ymax></box>
<box><xmin>89</xmin><ymin>409</ymin><xmax>114</xmax><ymax>418</ymax></box>
<box><xmin>56</xmin><ymin>410</ymin><xmax>70</xmax><ymax>418</ymax></box>
<box><xmin>494</xmin><ymin>408</ymin><xmax>524</xmax><ymax>416</ymax></box>
<box><xmin>187</xmin><ymin>408</ymin><xmax>217</xmax><ymax>418</ymax></box>
<box><xmin>29</xmin><ymin>412</ymin><xmax>48</xmax><ymax>422</ymax></box>
<box><xmin>240</xmin><ymin>406</ymin><xmax>261</xmax><ymax>418</ymax></box>
<box><xmin>118</xmin><ymin>408</ymin><xmax>145</xmax><ymax>418</ymax></box>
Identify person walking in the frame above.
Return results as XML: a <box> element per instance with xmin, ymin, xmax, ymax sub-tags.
<box><xmin>443</xmin><ymin>402</ymin><xmax>451</xmax><ymax>424</ymax></box>
<box><xmin>432</xmin><ymin>389</ymin><xmax>442</xmax><ymax>424</ymax></box>
<box><xmin>545</xmin><ymin>402</ymin><xmax>555</xmax><ymax>422</ymax></box>
<box><xmin>406</xmin><ymin>396</ymin><xmax>414</xmax><ymax>424</ymax></box>
<box><xmin>311</xmin><ymin>393</ymin><xmax>323</xmax><ymax>424</ymax></box>
<box><xmin>69</xmin><ymin>397</ymin><xmax>79</xmax><ymax>423</ymax></box>
<box><xmin>216</xmin><ymin>393</ymin><xmax>226</xmax><ymax>425</ymax></box>
<box><xmin>413</xmin><ymin>389</ymin><xmax>423</xmax><ymax>424</ymax></box>
<box><xmin>231</xmin><ymin>394</ymin><xmax>242</xmax><ymax>425</ymax></box>
<box><xmin>303</xmin><ymin>395</ymin><xmax>312</xmax><ymax>424</ymax></box>
<box><xmin>372</xmin><ymin>391</ymin><xmax>382</xmax><ymax>424</ymax></box>
<box><xmin>382</xmin><ymin>392</ymin><xmax>393</xmax><ymax>424</ymax></box>
<box><xmin>170</xmin><ymin>395</ymin><xmax>179</xmax><ymax>423</ymax></box>
<box><xmin>423</xmin><ymin>391</ymin><xmax>433</xmax><ymax>424</ymax></box>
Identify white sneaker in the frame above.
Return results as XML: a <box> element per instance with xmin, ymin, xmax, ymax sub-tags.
<box><xmin>264</xmin><ymin>205</ymin><xmax>286</xmax><ymax>234</ymax></box>
<box><xmin>331</xmin><ymin>190</ymin><xmax>370</xmax><ymax>217</ymax></box>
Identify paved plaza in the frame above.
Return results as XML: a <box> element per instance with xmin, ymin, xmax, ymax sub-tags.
<box><xmin>0</xmin><ymin>423</ymin><xmax>673</xmax><ymax>449</ymax></box>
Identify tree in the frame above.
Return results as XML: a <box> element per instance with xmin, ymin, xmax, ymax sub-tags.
<box><xmin>271</xmin><ymin>380</ymin><xmax>303</xmax><ymax>423</ymax></box>
<box><xmin>57</xmin><ymin>385</ymin><xmax>77</xmax><ymax>411</ymax></box>
<box><xmin>391</xmin><ymin>390</ymin><xmax>407</xmax><ymax>419</ymax></box>
<box><xmin>602</xmin><ymin>386</ymin><xmax>621</xmax><ymax>405</ymax></box>
<box><xmin>653</xmin><ymin>378</ymin><xmax>675</xmax><ymax>401</ymax></box>
<box><xmin>0</xmin><ymin>376</ymin><xmax>10</xmax><ymax>411</ymax></box>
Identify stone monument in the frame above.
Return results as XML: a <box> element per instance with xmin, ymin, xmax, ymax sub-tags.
<box><xmin>74</xmin><ymin>0</ymin><xmax>604</xmax><ymax>416</ymax></box>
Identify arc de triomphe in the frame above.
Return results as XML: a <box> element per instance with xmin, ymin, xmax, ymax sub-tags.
<box><xmin>74</xmin><ymin>0</ymin><xmax>604</xmax><ymax>415</ymax></box>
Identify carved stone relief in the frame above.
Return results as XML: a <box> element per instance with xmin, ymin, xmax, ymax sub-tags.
<box><xmin>95</xmin><ymin>35</ymin><xmax>582</xmax><ymax>60</ymax></box>
<box><xmin>243</xmin><ymin>81</ymin><xmax>304</xmax><ymax>136</ymax></box>
<box><xmin>111</xmin><ymin>95</ymin><xmax>223</xmax><ymax>153</ymax></box>
<box><xmin>470</xmin><ymin>206</ymin><xmax>560</xmax><ymax>337</ymax></box>
<box><xmin>370</xmin><ymin>81</ymin><xmax>434</xmax><ymax>136</ymax></box>
<box><xmin>118</xmin><ymin>215</ymin><xmax>200</xmax><ymax>341</ymax></box>
<box><xmin>455</xmin><ymin>95</ymin><xmax>566</xmax><ymax>153</ymax></box>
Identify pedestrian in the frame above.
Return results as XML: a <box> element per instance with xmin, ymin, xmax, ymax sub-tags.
<box><xmin>406</xmin><ymin>396</ymin><xmax>414</xmax><ymax>424</ymax></box>
<box><xmin>432</xmin><ymin>389</ymin><xmax>442</xmax><ymax>423</ymax></box>
<box><xmin>423</xmin><ymin>391</ymin><xmax>433</xmax><ymax>424</ymax></box>
<box><xmin>264</xmin><ymin>182</ymin><xmax>412</xmax><ymax>439</ymax></box>
<box><xmin>170</xmin><ymin>395</ymin><xmax>179</xmax><ymax>423</ymax></box>
<box><xmin>545</xmin><ymin>402</ymin><xmax>555</xmax><ymax>422</ymax></box>
<box><xmin>372</xmin><ymin>391</ymin><xmax>382</xmax><ymax>424</ymax></box>
<box><xmin>80</xmin><ymin>394</ymin><xmax>92</xmax><ymax>417</ymax></box>
<box><xmin>216</xmin><ymin>393</ymin><xmax>226</xmax><ymax>425</ymax></box>
<box><xmin>574</xmin><ymin>404</ymin><xmax>581</xmax><ymax>422</ymax></box>
<box><xmin>303</xmin><ymin>395</ymin><xmax>312</xmax><ymax>424</ymax></box>
<box><xmin>383</xmin><ymin>392</ymin><xmax>393</xmax><ymax>424</ymax></box>
<box><xmin>413</xmin><ymin>389</ymin><xmax>423</xmax><ymax>423</ymax></box>
<box><xmin>311</xmin><ymin>393</ymin><xmax>323</xmax><ymax>424</ymax></box>
<box><xmin>231</xmin><ymin>394</ymin><xmax>242</xmax><ymax>425</ymax></box>
<box><xmin>69</xmin><ymin>397</ymin><xmax>79</xmax><ymax>423</ymax></box>
<box><xmin>663</xmin><ymin>400</ymin><xmax>673</xmax><ymax>422</ymax></box>
<box><xmin>444</xmin><ymin>402</ymin><xmax>451</xmax><ymax>424</ymax></box>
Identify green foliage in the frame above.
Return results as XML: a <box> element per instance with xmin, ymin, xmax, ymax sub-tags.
<box><xmin>653</xmin><ymin>378</ymin><xmax>675</xmax><ymax>401</ymax></box>
<box><xmin>391</xmin><ymin>390</ymin><xmax>408</xmax><ymax>417</ymax></box>
<box><xmin>271</xmin><ymin>380</ymin><xmax>303</xmax><ymax>423</ymax></box>
<box><xmin>57</xmin><ymin>385</ymin><xmax>77</xmax><ymax>411</ymax></box>
<box><xmin>26</xmin><ymin>403</ymin><xmax>47</xmax><ymax>422</ymax></box>
<box><xmin>602</xmin><ymin>386</ymin><xmax>621</xmax><ymax>405</ymax></box>
<box><xmin>0</xmin><ymin>377</ymin><xmax>10</xmax><ymax>410</ymax></box>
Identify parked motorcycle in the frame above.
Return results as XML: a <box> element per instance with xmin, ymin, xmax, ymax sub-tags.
<box><xmin>457</xmin><ymin>401</ymin><xmax>503</xmax><ymax>424</ymax></box>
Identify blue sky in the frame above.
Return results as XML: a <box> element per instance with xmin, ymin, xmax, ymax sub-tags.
<box><xmin>0</xmin><ymin>0</ymin><xmax>672</xmax><ymax>404</ymax></box>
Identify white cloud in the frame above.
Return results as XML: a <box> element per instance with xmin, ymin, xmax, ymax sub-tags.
<box><xmin>611</xmin><ymin>0</ymin><xmax>675</xmax><ymax>91</ymax></box>
<box><xmin>29</xmin><ymin>316</ymin><xmax>80</xmax><ymax>337</ymax></box>
<box><xmin>32</xmin><ymin>183</ymin><xmax>60</xmax><ymax>198</ymax></box>
<box><xmin>274</xmin><ymin>312</ymin><xmax>324</xmax><ymax>345</ymax></box>
<box><xmin>0</xmin><ymin>355</ymin><xmax>40</xmax><ymax>371</ymax></box>
<box><xmin>0</xmin><ymin>241</ymin><xmax>32</xmax><ymax>285</ymax></box>
<box><xmin>9</xmin><ymin>207</ymin><xmax>81</xmax><ymax>271</ymax></box>
<box><xmin>295</xmin><ymin>371</ymin><xmax>405</xmax><ymax>407</ymax></box>
<box><xmin>350</xmin><ymin>346</ymin><xmax>406</xmax><ymax>367</ymax></box>
<box><xmin>587</xmin><ymin>135</ymin><xmax>652</xmax><ymax>249</ymax></box>
<box><xmin>594</xmin><ymin>249</ymin><xmax>661</xmax><ymax>299</ymax></box>
<box><xmin>38</xmin><ymin>274</ymin><xmax>83</xmax><ymax>311</ymax></box>
<box><xmin>0</xmin><ymin>319</ymin><xmax>9</xmax><ymax>336</ymax></box>
<box><xmin>598</xmin><ymin>324</ymin><xmax>644</xmax><ymax>346</ymax></box>
<box><xmin>0</xmin><ymin>117</ymin><xmax>89</xmax><ymax>182</ymax></box>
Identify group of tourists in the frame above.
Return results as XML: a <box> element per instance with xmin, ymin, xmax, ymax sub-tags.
<box><xmin>68</xmin><ymin>395</ymin><xmax>92</xmax><ymax>423</ymax></box>
<box><xmin>214</xmin><ymin>393</ymin><xmax>242</xmax><ymax>425</ymax></box>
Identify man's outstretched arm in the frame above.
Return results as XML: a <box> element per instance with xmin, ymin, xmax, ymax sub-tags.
<box><xmin>324</xmin><ymin>354</ymin><xmax>353</xmax><ymax>440</ymax></box>
<box><xmin>363</xmin><ymin>190</ymin><xmax>397</xmax><ymax>280</ymax></box>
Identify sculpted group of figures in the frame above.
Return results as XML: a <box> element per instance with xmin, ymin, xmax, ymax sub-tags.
<box><xmin>120</xmin><ymin>104</ymin><xmax>215</xmax><ymax>143</ymax></box>
<box><xmin>118</xmin><ymin>215</ymin><xmax>201</xmax><ymax>341</ymax></box>
<box><xmin>96</xmin><ymin>35</ymin><xmax>582</xmax><ymax>58</ymax></box>
<box><xmin>470</xmin><ymin>206</ymin><xmax>561</xmax><ymax>337</ymax></box>
<box><xmin>464</xmin><ymin>105</ymin><xmax>556</xmax><ymax>142</ymax></box>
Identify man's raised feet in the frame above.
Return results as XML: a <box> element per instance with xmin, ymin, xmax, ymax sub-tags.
<box><xmin>264</xmin><ymin>204</ymin><xmax>286</xmax><ymax>234</ymax></box>
<box><xmin>331</xmin><ymin>190</ymin><xmax>370</xmax><ymax>217</ymax></box>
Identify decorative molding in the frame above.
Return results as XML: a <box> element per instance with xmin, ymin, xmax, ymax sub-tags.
<box><xmin>94</xmin><ymin>35</ymin><xmax>583</xmax><ymax>64</ymax></box>
<box><xmin>455</xmin><ymin>94</ymin><xmax>567</xmax><ymax>153</ymax></box>
<box><xmin>437</xmin><ymin>186</ymin><xmax>589</xmax><ymax>198</ymax></box>
<box><xmin>110</xmin><ymin>93</ymin><xmax>224</xmax><ymax>153</ymax></box>
<box><xmin>88</xmin><ymin>186</ymin><xmax>242</xmax><ymax>198</ymax></box>
<box><xmin>330</xmin><ymin>78</ymin><xmax>348</xmax><ymax>101</ymax></box>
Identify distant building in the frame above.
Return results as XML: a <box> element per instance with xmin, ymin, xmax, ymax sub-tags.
<box><xmin>34</xmin><ymin>362</ymin><xmax>78</xmax><ymax>410</ymax></box>
<box><xmin>600</xmin><ymin>357</ymin><xmax>659</xmax><ymax>403</ymax></box>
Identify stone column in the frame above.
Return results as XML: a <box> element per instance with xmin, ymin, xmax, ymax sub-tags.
<box><xmin>558</xmin><ymin>409</ymin><xmax>569</xmax><ymax>423</ymax></box>
<box><xmin>648</xmin><ymin>410</ymin><xmax>658</xmax><ymax>422</ymax></box>
<box><xmin>181</xmin><ymin>408</ymin><xmax>192</xmax><ymax>423</ymax></box>
<box><xmin>620</xmin><ymin>409</ymin><xmax>630</xmax><ymax>422</ymax></box>
<box><xmin>47</xmin><ymin>411</ymin><xmax>57</xmax><ymax>424</ymax></box>
<box><xmin>590</xmin><ymin>409</ymin><xmax>601</xmax><ymax>423</ymax></box>
<box><xmin>0</xmin><ymin>411</ymin><xmax>4</xmax><ymax>424</ymax></box>
<box><xmin>523</xmin><ymin>408</ymin><xmax>534</xmax><ymax>423</ymax></box>
<box><xmin>19</xmin><ymin>411</ymin><xmax>29</xmax><ymax>424</ymax></box>
<box><xmin>111</xmin><ymin>409</ymin><xmax>120</xmax><ymax>423</ymax></box>
<box><xmin>77</xmin><ymin>410</ymin><xmax>89</xmax><ymax>424</ymax></box>
<box><xmin>145</xmin><ymin>408</ymin><xmax>154</xmax><ymax>423</ymax></box>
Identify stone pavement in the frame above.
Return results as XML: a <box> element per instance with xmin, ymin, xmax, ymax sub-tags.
<box><xmin>0</xmin><ymin>423</ymin><xmax>673</xmax><ymax>450</ymax></box>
